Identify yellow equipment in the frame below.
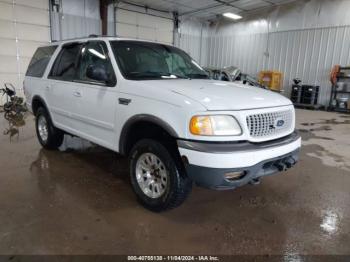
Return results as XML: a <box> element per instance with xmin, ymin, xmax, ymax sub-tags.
<box><xmin>259</xmin><ymin>71</ymin><xmax>283</xmax><ymax>92</ymax></box>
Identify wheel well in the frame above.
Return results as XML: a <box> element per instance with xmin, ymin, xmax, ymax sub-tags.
<box><xmin>32</xmin><ymin>97</ymin><xmax>46</xmax><ymax>115</ymax></box>
<box><xmin>122</xmin><ymin>121</ymin><xmax>178</xmax><ymax>156</ymax></box>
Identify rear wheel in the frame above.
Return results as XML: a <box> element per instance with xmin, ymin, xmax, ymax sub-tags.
<box><xmin>129</xmin><ymin>139</ymin><xmax>192</xmax><ymax>212</ymax></box>
<box><xmin>35</xmin><ymin>107</ymin><xmax>64</xmax><ymax>150</ymax></box>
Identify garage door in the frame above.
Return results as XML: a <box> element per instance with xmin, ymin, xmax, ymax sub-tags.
<box><xmin>0</xmin><ymin>0</ymin><xmax>50</xmax><ymax>102</ymax></box>
<box><xmin>115</xmin><ymin>9</ymin><xmax>173</xmax><ymax>44</ymax></box>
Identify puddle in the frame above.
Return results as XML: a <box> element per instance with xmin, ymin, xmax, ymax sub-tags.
<box><xmin>1</xmin><ymin>110</ymin><xmax>98</xmax><ymax>152</ymax></box>
<box><xmin>59</xmin><ymin>135</ymin><xmax>95</xmax><ymax>152</ymax></box>
<box><xmin>2</xmin><ymin>111</ymin><xmax>29</xmax><ymax>141</ymax></box>
<box><xmin>301</xmin><ymin>118</ymin><xmax>350</xmax><ymax>127</ymax></box>
<box><xmin>298</xmin><ymin>129</ymin><xmax>334</xmax><ymax>141</ymax></box>
<box><xmin>300</xmin><ymin>123</ymin><xmax>315</xmax><ymax>126</ymax></box>
<box><xmin>317</xmin><ymin>119</ymin><xmax>350</xmax><ymax>125</ymax></box>
<box><xmin>303</xmin><ymin>144</ymin><xmax>350</xmax><ymax>171</ymax></box>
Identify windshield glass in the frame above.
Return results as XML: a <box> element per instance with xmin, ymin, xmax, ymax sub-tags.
<box><xmin>110</xmin><ymin>40</ymin><xmax>209</xmax><ymax>80</ymax></box>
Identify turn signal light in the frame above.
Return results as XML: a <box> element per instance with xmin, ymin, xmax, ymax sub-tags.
<box><xmin>189</xmin><ymin>116</ymin><xmax>213</xmax><ymax>136</ymax></box>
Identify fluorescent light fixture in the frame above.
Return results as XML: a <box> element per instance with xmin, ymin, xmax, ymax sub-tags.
<box><xmin>223</xmin><ymin>12</ymin><xmax>242</xmax><ymax>20</ymax></box>
<box><xmin>88</xmin><ymin>48</ymin><xmax>106</xmax><ymax>59</ymax></box>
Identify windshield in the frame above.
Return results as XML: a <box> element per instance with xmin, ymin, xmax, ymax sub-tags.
<box><xmin>110</xmin><ymin>40</ymin><xmax>209</xmax><ymax>80</ymax></box>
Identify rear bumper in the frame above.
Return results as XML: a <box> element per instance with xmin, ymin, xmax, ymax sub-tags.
<box><xmin>177</xmin><ymin>131</ymin><xmax>301</xmax><ymax>190</ymax></box>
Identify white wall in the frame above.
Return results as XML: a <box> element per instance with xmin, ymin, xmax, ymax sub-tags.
<box><xmin>201</xmin><ymin>0</ymin><xmax>350</xmax><ymax>105</ymax></box>
<box><xmin>0</xmin><ymin>0</ymin><xmax>50</xmax><ymax>104</ymax></box>
<box><xmin>115</xmin><ymin>2</ymin><xmax>174</xmax><ymax>44</ymax></box>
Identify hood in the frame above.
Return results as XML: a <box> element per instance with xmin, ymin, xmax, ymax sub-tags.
<box><xmin>141</xmin><ymin>79</ymin><xmax>292</xmax><ymax>111</ymax></box>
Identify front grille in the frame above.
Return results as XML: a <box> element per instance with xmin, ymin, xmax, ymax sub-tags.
<box><xmin>246</xmin><ymin>109</ymin><xmax>293</xmax><ymax>138</ymax></box>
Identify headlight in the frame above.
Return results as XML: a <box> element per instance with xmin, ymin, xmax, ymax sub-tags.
<box><xmin>189</xmin><ymin>115</ymin><xmax>242</xmax><ymax>136</ymax></box>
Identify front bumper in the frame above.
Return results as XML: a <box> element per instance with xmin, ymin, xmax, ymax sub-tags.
<box><xmin>177</xmin><ymin>131</ymin><xmax>301</xmax><ymax>190</ymax></box>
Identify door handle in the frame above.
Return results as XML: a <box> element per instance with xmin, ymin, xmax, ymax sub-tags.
<box><xmin>45</xmin><ymin>85</ymin><xmax>51</xmax><ymax>90</ymax></box>
<box><xmin>73</xmin><ymin>91</ymin><xmax>82</xmax><ymax>97</ymax></box>
<box><xmin>119</xmin><ymin>98</ymin><xmax>131</xmax><ymax>105</ymax></box>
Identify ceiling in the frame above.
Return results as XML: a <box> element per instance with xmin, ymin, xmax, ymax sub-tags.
<box><xmin>119</xmin><ymin>0</ymin><xmax>298</xmax><ymax>20</ymax></box>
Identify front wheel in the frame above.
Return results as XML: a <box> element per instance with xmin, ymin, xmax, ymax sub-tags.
<box><xmin>129</xmin><ymin>139</ymin><xmax>192</xmax><ymax>212</ymax></box>
<box><xmin>35</xmin><ymin>107</ymin><xmax>64</xmax><ymax>150</ymax></box>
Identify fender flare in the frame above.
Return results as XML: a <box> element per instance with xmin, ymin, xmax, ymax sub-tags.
<box><xmin>31</xmin><ymin>95</ymin><xmax>51</xmax><ymax>118</ymax></box>
<box><xmin>119</xmin><ymin>114</ymin><xmax>179</xmax><ymax>155</ymax></box>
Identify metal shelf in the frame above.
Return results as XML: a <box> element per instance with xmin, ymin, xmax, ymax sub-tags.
<box><xmin>336</xmin><ymin>76</ymin><xmax>350</xmax><ymax>79</ymax></box>
<box><xmin>334</xmin><ymin>91</ymin><xmax>350</xmax><ymax>94</ymax></box>
<box><xmin>329</xmin><ymin>66</ymin><xmax>350</xmax><ymax>111</ymax></box>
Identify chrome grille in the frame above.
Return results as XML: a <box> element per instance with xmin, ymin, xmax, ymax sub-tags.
<box><xmin>246</xmin><ymin>110</ymin><xmax>293</xmax><ymax>138</ymax></box>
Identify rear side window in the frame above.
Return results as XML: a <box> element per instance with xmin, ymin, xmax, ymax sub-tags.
<box><xmin>49</xmin><ymin>43</ymin><xmax>83</xmax><ymax>81</ymax></box>
<box><xmin>26</xmin><ymin>46</ymin><xmax>57</xmax><ymax>77</ymax></box>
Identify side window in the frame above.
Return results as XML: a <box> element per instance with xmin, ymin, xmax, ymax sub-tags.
<box><xmin>49</xmin><ymin>43</ymin><xmax>82</xmax><ymax>81</ymax></box>
<box><xmin>77</xmin><ymin>41</ymin><xmax>116</xmax><ymax>86</ymax></box>
<box><xmin>26</xmin><ymin>46</ymin><xmax>57</xmax><ymax>77</ymax></box>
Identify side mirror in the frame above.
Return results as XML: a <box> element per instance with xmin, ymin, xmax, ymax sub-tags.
<box><xmin>86</xmin><ymin>64</ymin><xmax>109</xmax><ymax>83</ymax></box>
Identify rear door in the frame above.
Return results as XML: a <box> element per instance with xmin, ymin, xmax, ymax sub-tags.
<box><xmin>72</xmin><ymin>40</ymin><xmax>118</xmax><ymax>149</ymax></box>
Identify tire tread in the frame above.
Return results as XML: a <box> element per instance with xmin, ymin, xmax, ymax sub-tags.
<box><xmin>35</xmin><ymin>107</ymin><xmax>64</xmax><ymax>150</ymax></box>
<box><xmin>129</xmin><ymin>139</ymin><xmax>192</xmax><ymax>212</ymax></box>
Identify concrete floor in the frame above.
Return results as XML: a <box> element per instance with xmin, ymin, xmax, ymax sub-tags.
<box><xmin>0</xmin><ymin>109</ymin><xmax>349</xmax><ymax>255</ymax></box>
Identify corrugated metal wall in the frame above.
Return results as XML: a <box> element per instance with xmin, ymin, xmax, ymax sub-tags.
<box><xmin>207</xmin><ymin>33</ymin><xmax>267</xmax><ymax>74</ymax></box>
<box><xmin>268</xmin><ymin>26</ymin><xmax>350</xmax><ymax>106</ymax></box>
<box><xmin>179</xmin><ymin>0</ymin><xmax>350</xmax><ymax>106</ymax></box>
<box><xmin>207</xmin><ymin>25</ymin><xmax>350</xmax><ymax>106</ymax></box>
<box><xmin>175</xmin><ymin>19</ymin><xmax>210</xmax><ymax>66</ymax></box>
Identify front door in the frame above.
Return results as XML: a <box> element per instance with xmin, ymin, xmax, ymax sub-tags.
<box><xmin>72</xmin><ymin>40</ymin><xmax>118</xmax><ymax>150</ymax></box>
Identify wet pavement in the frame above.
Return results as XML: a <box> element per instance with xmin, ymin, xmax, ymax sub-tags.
<box><xmin>0</xmin><ymin>109</ymin><xmax>349</xmax><ymax>255</ymax></box>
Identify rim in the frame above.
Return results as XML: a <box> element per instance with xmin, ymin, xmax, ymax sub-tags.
<box><xmin>135</xmin><ymin>153</ymin><xmax>168</xmax><ymax>199</ymax></box>
<box><xmin>38</xmin><ymin>115</ymin><xmax>48</xmax><ymax>142</ymax></box>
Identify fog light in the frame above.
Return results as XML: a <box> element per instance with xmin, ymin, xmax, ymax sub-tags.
<box><xmin>224</xmin><ymin>171</ymin><xmax>246</xmax><ymax>181</ymax></box>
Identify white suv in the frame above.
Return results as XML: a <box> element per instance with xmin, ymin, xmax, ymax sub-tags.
<box><xmin>24</xmin><ymin>36</ymin><xmax>301</xmax><ymax>211</ymax></box>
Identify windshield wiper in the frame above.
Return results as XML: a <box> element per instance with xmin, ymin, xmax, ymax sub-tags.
<box><xmin>128</xmin><ymin>71</ymin><xmax>161</xmax><ymax>77</ymax></box>
<box><xmin>185</xmin><ymin>73</ymin><xmax>209</xmax><ymax>79</ymax></box>
<box><xmin>163</xmin><ymin>73</ymin><xmax>189</xmax><ymax>79</ymax></box>
<box><xmin>128</xmin><ymin>71</ymin><xmax>189</xmax><ymax>79</ymax></box>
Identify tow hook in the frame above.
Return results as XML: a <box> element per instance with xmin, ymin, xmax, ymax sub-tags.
<box><xmin>284</xmin><ymin>157</ymin><xmax>296</xmax><ymax>168</ymax></box>
<box><xmin>275</xmin><ymin>162</ymin><xmax>287</xmax><ymax>171</ymax></box>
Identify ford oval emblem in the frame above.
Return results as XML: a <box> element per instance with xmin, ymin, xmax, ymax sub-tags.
<box><xmin>275</xmin><ymin>119</ymin><xmax>285</xmax><ymax>128</ymax></box>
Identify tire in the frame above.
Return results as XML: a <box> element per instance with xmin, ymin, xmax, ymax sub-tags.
<box><xmin>129</xmin><ymin>139</ymin><xmax>192</xmax><ymax>212</ymax></box>
<box><xmin>35</xmin><ymin>107</ymin><xmax>64</xmax><ymax>150</ymax></box>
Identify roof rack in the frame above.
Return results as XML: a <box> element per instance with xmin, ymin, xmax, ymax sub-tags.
<box><xmin>50</xmin><ymin>35</ymin><xmax>120</xmax><ymax>42</ymax></box>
